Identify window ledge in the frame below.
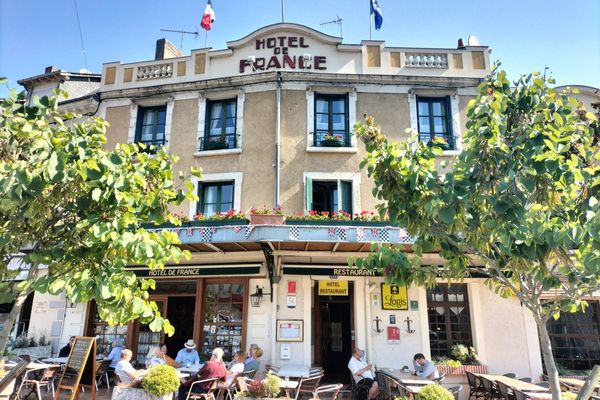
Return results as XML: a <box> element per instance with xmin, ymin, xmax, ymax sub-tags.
<box><xmin>194</xmin><ymin>148</ymin><xmax>242</xmax><ymax>157</ymax></box>
<box><xmin>306</xmin><ymin>146</ymin><xmax>358</xmax><ymax>154</ymax></box>
<box><xmin>438</xmin><ymin>150</ymin><xmax>461</xmax><ymax>156</ymax></box>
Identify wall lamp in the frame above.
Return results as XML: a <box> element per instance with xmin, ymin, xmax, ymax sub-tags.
<box><xmin>250</xmin><ymin>285</ymin><xmax>271</xmax><ymax>308</ymax></box>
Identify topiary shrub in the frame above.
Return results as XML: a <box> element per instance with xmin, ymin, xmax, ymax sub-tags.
<box><xmin>142</xmin><ymin>365</ymin><xmax>179</xmax><ymax>397</ymax></box>
<box><xmin>417</xmin><ymin>385</ymin><xmax>454</xmax><ymax>400</ymax></box>
<box><xmin>262</xmin><ymin>371</ymin><xmax>281</xmax><ymax>398</ymax></box>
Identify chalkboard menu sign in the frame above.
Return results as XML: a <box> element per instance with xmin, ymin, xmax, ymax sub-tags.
<box><xmin>55</xmin><ymin>336</ymin><xmax>96</xmax><ymax>400</ymax></box>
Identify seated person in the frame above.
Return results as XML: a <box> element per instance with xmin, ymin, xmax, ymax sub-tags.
<box><xmin>58</xmin><ymin>336</ymin><xmax>75</xmax><ymax>357</ymax></box>
<box><xmin>176</xmin><ymin>340</ymin><xmax>200</xmax><ymax>367</ymax></box>
<box><xmin>179</xmin><ymin>348</ymin><xmax>226</xmax><ymax>399</ymax></box>
<box><xmin>244</xmin><ymin>347</ymin><xmax>262</xmax><ymax>372</ymax></box>
<box><xmin>221</xmin><ymin>351</ymin><xmax>245</xmax><ymax>387</ymax></box>
<box><xmin>107</xmin><ymin>339</ymin><xmax>124</xmax><ymax>371</ymax></box>
<box><xmin>244</xmin><ymin>344</ymin><xmax>258</xmax><ymax>364</ymax></box>
<box><xmin>115</xmin><ymin>349</ymin><xmax>141</xmax><ymax>386</ymax></box>
<box><xmin>348</xmin><ymin>347</ymin><xmax>379</xmax><ymax>400</ymax></box>
<box><xmin>412</xmin><ymin>353</ymin><xmax>439</xmax><ymax>379</ymax></box>
<box><xmin>146</xmin><ymin>346</ymin><xmax>165</xmax><ymax>368</ymax></box>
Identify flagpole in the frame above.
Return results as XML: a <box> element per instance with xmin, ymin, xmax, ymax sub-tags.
<box><xmin>204</xmin><ymin>30</ymin><xmax>208</xmax><ymax>48</ymax></box>
<box><xmin>281</xmin><ymin>0</ymin><xmax>285</xmax><ymax>22</ymax></box>
<box><xmin>369</xmin><ymin>3</ymin><xmax>372</xmax><ymax>40</ymax></box>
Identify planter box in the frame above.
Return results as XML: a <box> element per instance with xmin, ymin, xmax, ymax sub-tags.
<box><xmin>286</xmin><ymin>219</ymin><xmax>392</xmax><ymax>227</ymax></box>
<box><xmin>437</xmin><ymin>364</ymin><xmax>487</xmax><ymax>375</ymax></box>
<box><xmin>249</xmin><ymin>214</ymin><xmax>285</xmax><ymax>225</ymax></box>
<box><xmin>189</xmin><ymin>219</ymin><xmax>249</xmax><ymax>227</ymax></box>
<box><xmin>11</xmin><ymin>345</ymin><xmax>52</xmax><ymax>359</ymax></box>
<box><xmin>206</xmin><ymin>141</ymin><xmax>229</xmax><ymax>150</ymax></box>
<box><xmin>320</xmin><ymin>139</ymin><xmax>343</xmax><ymax>147</ymax></box>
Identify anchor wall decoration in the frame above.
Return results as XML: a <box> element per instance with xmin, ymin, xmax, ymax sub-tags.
<box><xmin>404</xmin><ymin>317</ymin><xmax>415</xmax><ymax>334</ymax></box>
<box><xmin>373</xmin><ymin>316</ymin><xmax>383</xmax><ymax>333</ymax></box>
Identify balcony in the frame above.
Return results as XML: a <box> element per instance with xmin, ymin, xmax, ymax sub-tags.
<box><xmin>419</xmin><ymin>134</ymin><xmax>458</xmax><ymax>151</ymax></box>
<box><xmin>198</xmin><ymin>134</ymin><xmax>239</xmax><ymax>152</ymax></box>
<box><xmin>313</xmin><ymin>131</ymin><xmax>352</xmax><ymax>148</ymax></box>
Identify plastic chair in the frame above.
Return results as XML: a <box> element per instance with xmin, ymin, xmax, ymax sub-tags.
<box><xmin>466</xmin><ymin>371</ymin><xmax>486</xmax><ymax>400</ymax></box>
<box><xmin>216</xmin><ymin>373</ymin><xmax>242</xmax><ymax>400</ymax></box>
<box><xmin>374</xmin><ymin>370</ymin><xmax>389</xmax><ymax>400</ymax></box>
<box><xmin>313</xmin><ymin>384</ymin><xmax>343</xmax><ymax>400</ymax></box>
<box><xmin>519</xmin><ymin>378</ymin><xmax>533</xmax><ymax>384</ymax></box>
<box><xmin>448</xmin><ymin>385</ymin><xmax>463</xmax><ymax>400</ymax></box>
<box><xmin>186</xmin><ymin>377</ymin><xmax>219</xmax><ymax>400</ymax></box>
<box><xmin>503</xmin><ymin>373</ymin><xmax>517</xmax><ymax>379</ymax></box>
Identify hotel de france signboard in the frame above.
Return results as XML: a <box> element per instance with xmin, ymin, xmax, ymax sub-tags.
<box><xmin>239</xmin><ymin>35</ymin><xmax>327</xmax><ymax>73</ymax></box>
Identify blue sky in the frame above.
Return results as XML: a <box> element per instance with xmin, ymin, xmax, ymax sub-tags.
<box><xmin>1</xmin><ymin>0</ymin><xmax>599</xmax><ymax>97</ymax></box>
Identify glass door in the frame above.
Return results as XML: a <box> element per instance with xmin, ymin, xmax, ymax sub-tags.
<box><xmin>136</xmin><ymin>298</ymin><xmax>167</xmax><ymax>366</ymax></box>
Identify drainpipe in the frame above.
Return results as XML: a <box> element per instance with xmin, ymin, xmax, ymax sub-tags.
<box><xmin>365</xmin><ymin>279</ymin><xmax>378</xmax><ymax>363</ymax></box>
<box><xmin>274</xmin><ymin>72</ymin><xmax>282</xmax><ymax>207</ymax></box>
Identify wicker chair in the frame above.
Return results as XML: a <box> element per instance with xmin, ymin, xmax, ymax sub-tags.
<box><xmin>480</xmin><ymin>375</ymin><xmax>501</xmax><ymax>400</ymax></box>
<box><xmin>496</xmin><ymin>380</ymin><xmax>516</xmax><ymax>400</ymax></box>
<box><xmin>466</xmin><ymin>371</ymin><xmax>486</xmax><ymax>400</ymax></box>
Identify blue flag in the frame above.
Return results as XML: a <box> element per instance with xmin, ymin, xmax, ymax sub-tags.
<box><xmin>370</xmin><ymin>0</ymin><xmax>383</xmax><ymax>30</ymax></box>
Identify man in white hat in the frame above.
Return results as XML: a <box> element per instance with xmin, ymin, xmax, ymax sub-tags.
<box><xmin>175</xmin><ymin>339</ymin><xmax>200</xmax><ymax>367</ymax></box>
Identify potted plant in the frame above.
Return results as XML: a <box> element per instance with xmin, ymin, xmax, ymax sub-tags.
<box><xmin>9</xmin><ymin>331</ymin><xmax>52</xmax><ymax>359</ymax></box>
<box><xmin>235</xmin><ymin>371</ymin><xmax>284</xmax><ymax>400</ymax></box>
<box><xmin>249</xmin><ymin>207</ymin><xmax>285</xmax><ymax>225</ymax></box>
<box><xmin>206</xmin><ymin>137</ymin><xmax>229</xmax><ymax>150</ymax></box>
<box><xmin>320</xmin><ymin>132</ymin><xmax>344</xmax><ymax>147</ymax></box>
<box><xmin>434</xmin><ymin>344</ymin><xmax>487</xmax><ymax>375</ymax></box>
<box><xmin>189</xmin><ymin>210</ymin><xmax>249</xmax><ymax>227</ymax></box>
<box><xmin>417</xmin><ymin>384</ymin><xmax>454</xmax><ymax>400</ymax></box>
<box><xmin>286</xmin><ymin>210</ymin><xmax>354</xmax><ymax>225</ymax></box>
<box><xmin>142</xmin><ymin>365</ymin><xmax>180</xmax><ymax>400</ymax></box>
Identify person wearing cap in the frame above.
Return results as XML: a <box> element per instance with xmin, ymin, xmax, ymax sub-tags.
<box><xmin>176</xmin><ymin>339</ymin><xmax>200</xmax><ymax>367</ymax></box>
<box><xmin>179</xmin><ymin>347</ymin><xmax>226</xmax><ymax>399</ymax></box>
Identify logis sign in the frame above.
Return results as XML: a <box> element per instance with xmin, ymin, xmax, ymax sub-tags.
<box><xmin>239</xmin><ymin>36</ymin><xmax>327</xmax><ymax>73</ymax></box>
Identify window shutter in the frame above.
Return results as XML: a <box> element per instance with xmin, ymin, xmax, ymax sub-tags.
<box><xmin>305</xmin><ymin>177</ymin><xmax>313</xmax><ymax>212</ymax></box>
<box><xmin>340</xmin><ymin>180</ymin><xmax>353</xmax><ymax>214</ymax></box>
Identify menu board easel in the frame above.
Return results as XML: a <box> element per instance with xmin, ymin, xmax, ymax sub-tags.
<box><xmin>54</xmin><ymin>336</ymin><xmax>97</xmax><ymax>400</ymax></box>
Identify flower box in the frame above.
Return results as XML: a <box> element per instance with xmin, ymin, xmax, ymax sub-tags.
<box><xmin>189</xmin><ymin>219</ymin><xmax>249</xmax><ymax>227</ymax></box>
<box><xmin>206</xmin><ymin>141</ymin><xmax>229</xmax><ymax>150</ymax></box>
<box><xmin>437</xmin><ymin>364</ymin><xmax>487</xmax><ymax>375</ymax></box>
<box><xmin>320</xmin><ymin>139</ymin><xmax>343</xmax><ymax>147</ymax></box>
<box><xmin>249</xmin><ymin>214</ymin><xmax>285</xmax><ymax>225</ymax></box>
<box><xmin>285</xmin><ymin>219</ymin><xmax>391</xmax><ymax>226</ymax></box>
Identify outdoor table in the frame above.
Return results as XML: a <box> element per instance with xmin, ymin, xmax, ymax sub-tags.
<box><xmin>279</xmin><ymin>380</ymin><xmax>299</xmax><ymax>397</ymax></box>
<box><xmin>477</xmin><ymin>374</ymin><xmax>550</xmax><ymax>392</ymax></box>
<box><xmin>523</xmin><ymin>392</ymin><xmax>553</xmax><ymax>400</ymax></box>
<box><xmin>176</xmin><ymin>364</ymin><xmax>203</xmax><ymax>374</ymax></box>
<box><xmin>41</xmin><ymin>357</ymin><xmax>69</xmax><ymax>364</ymax></box>
<box><xmin>559</xmin><ymin>378</ymin><xmax>600</xmax><ymax>392</ymax></box>
<box><xmin>277</xmin><ymin>365</ymin><xmax>310</xmax><ymax>379</ymax></box>
<box><xmin>389</xmin><ymin>370</ymin><xmax>435</xmax><ymax>386</ymax></box>
<box><xmin>405</xmin><ymin>385</ymin><xmax>424</xmax><ymax>393</ymax></box>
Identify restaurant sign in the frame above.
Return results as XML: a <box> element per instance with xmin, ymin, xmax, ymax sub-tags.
<box><xmin>129</xmin><ymin>263</ymin><xmax>261</xmax><ymax>278</ymax></box>
<box><xmin>283</xmin><ymin>264</ymin><xmax>382</xmax><ymax>277</ymax></box>
<box><xmin>239</xmin><ymin>36</ymin><xmax>327</xmax><ymax>73</ymax></box>
<box><xmin>318</xmin><ymin>280</ymin><xmax>349</xmax><ymax>296</ymax></box>
<box><xmin>381</xmin><ymin>284</ymin><xmax>408</xmax><ymax>310</ymax></box>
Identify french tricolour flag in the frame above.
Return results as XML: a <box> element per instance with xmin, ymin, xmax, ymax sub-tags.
<box><xmin>200</xmin><ymin>0</ymin><xmax>215</xmax><ymax>31</ymax></box>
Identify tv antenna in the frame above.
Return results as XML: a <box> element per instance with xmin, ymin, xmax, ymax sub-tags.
<box><xmin>160</xmin><ymin>28</ymin><xmax>199</xmax><ymax>49</ymax></box>
<box><xmin>320</xmin><ymin>16</ymin><xmax>343</xmax><ymax>38</ymax></box>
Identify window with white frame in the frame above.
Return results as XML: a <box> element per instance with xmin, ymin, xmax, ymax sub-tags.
<box><xmin>304</xmin><ymin>173</ymin><xmax>360</xmax><ymax>217</ymax></box>
<box><xmin>313</xmin><ymin>94</ymin><xmax>350</xmax><ymax>147</ymax></box>
<box><xmin>416</xmin><ymin>96</ymin><xmax>455</xmax><ymax>150</ymax></box>
<box><xmin>135</xmin><ymin>105</ymin><xmax>166</xmax><ymax>151</ymax></box>
<box><xmin>199</xmin><ymin>98</ymin><xmax>238</xmax><ymax>151</ymax></box>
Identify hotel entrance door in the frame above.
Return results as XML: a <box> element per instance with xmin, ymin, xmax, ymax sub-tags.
<box><xmin>314</xmin><ymin>281</ymin><xmax>354</xmax><ymax>383</ymax></box>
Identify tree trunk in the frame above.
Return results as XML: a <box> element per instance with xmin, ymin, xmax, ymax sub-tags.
<box><xmin>576</xmin><ymin>364</ymin><xmax>600</xmax><ymax>400</ymax></box>
<box><xmin>535</xmin><ymin>315</ymin><xmax>561</xmax><ymax>400</ymax></box>
<box><xmin>0</xmin><ymin>288</ymin><xmax>32</xmax><ymax>357</ymax></box>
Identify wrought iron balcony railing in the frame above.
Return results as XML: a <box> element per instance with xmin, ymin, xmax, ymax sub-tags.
<box><xmin>198</xmin><ymin>134</ymin><xmax>239</xmax><ymax>151</ymax></box>
<box><xmin>419</xmin><ymin>134</ymin><xmax>458</xmax><ymax>151</ymax></box>
<box><xmin>313</xmin><ymin>131</ymin><xmax>352</xmax><ymax>147</ymax></box>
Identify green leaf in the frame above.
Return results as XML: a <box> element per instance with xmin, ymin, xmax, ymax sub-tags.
<box><xmin>91</xmin><ymin>188</ymin><xmax>102</xmax><ymax>201</ymax></box>
<box><xmin>439</xmin><ymin>207</ymin><xmax>456</xmax><ymax>224</ymax></box>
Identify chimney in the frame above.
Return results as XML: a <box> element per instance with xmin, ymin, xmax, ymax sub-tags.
<box><xmin>457</xmin><ymin>38</ymin><xmax>466</xmax><ymax>49</ymax></box>
<box><xmin>155</xmin><ymin>38</ymin><xmax>184</xmax><ymax>60</ymax></box>
<box><xmin>45</xmin><ymin>66</ymin><xmax>59</xmax><ymax>74</ymax></box>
